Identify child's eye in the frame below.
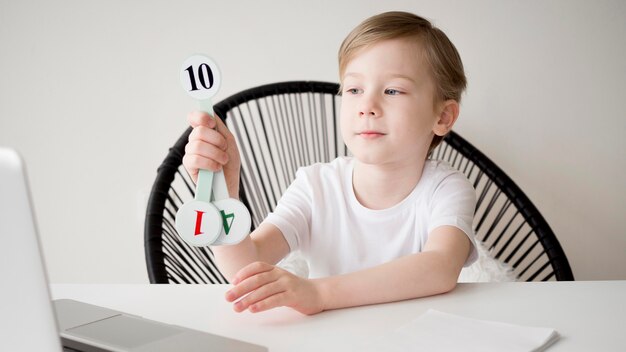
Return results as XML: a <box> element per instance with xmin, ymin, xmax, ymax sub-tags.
<box><xmin>385</xmin><ymin>88</ymin><xmax>402</xmax><ymax>95</ymax></box>
<box><xmin>345</xmin><ymin>88</ymin><xmax>362</xmax><ymax>95</ymax></box>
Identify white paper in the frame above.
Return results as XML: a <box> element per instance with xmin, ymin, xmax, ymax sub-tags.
<box><xmin>363</xmin><ymin>309</ymin><xmax>559</xmax><ymax>352</ymax></box>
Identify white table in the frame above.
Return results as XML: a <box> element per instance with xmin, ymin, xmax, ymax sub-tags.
<box><xmin>51</xmin><ymin>281</ymin><xmax>626</xmax><ymax>351</ymax></box>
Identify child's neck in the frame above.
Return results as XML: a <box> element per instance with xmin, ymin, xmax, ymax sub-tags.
<box><xmin>352</xmin><ymin>159</ymin><xmax>425</xmax><ymax>210</ymax></box>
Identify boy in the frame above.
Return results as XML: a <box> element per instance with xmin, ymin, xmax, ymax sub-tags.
<box><xmin>183</xmin><ymin>11</ymin><xmax>477</xmax><ymax>315</ymax></box>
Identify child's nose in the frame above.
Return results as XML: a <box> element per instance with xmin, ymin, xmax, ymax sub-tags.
<box><xmin>358</xmin><ymin>96</ymin><xmax>381</xmax><ymax>117</ymax></box>
<box><xmin>359</xmin><ymin>110</ymin><xmax>377</xmax><ymax>117</ymax></box>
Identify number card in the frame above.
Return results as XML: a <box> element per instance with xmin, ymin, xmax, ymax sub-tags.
<box><xmin>175</xmin><ymin>54</ymin><xmax>251</xmax><ymax>247</ymax></box>
<box><xmin>180</xmin><ymin>55</ymin><xmax>222</xmax><ymax>101</ymax></box>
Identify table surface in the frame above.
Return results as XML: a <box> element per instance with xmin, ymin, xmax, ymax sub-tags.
<box><xmin>51</xmin><ymin>281</ymin><xmax>626</xmax><ymax>352</ymax></box>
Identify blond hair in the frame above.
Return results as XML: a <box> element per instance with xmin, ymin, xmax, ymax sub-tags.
<box><xmin>338</xmin><ymin>11</ymin><xmax>467</xmax><ymax>152</ymax></box>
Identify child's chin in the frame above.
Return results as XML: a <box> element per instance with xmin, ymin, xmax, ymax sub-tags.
<box><xmin>353</xmin><ymin>152</ymin><xmax>389</xmax><ymax>165</ymax></box>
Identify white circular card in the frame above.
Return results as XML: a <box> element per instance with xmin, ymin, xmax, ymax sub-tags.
<box><xmin>179</xmin><ymin>54</ymin><xmax>222</xmax><ymax>101</ymax></box>
<box><xmin>175</xmin><ymin>200</ymin><xmax>222</xmax><ymax>247</ymax></box>
<box><xmin>212</xmin><ymin>198</ymin><xmax>252</xmax><ymax>246</ymax></box>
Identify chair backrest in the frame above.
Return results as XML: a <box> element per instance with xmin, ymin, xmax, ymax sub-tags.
<box><xmin>144</xmin><ymin>81</ymin><xmax>574</xmax><ymax>283</ymax></box>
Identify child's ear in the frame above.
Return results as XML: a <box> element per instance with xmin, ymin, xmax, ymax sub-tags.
<box><xmin>433</xmin><ymin>100</ymin><xmax>460</xmax><ymax>136</ymax></box>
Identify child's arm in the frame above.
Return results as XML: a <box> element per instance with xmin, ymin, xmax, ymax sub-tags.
<box><xmin>225</xmin><ymin>225</ymin><xmax>471</xmax><ymax>315</ymax></box>
<box><xmin>317</xmin><ymin>225</ymin><xmax>471</xmax><ymax>309</ymax></box>
<box><xmin>211</xmin><ymin>223</ymin><xmax>290</xmax><ymax>280</ymax></box>
<box><xmin>183</xmin><ymin>112</ymin><xmax>290</xmax><ymax>279</ymax></box>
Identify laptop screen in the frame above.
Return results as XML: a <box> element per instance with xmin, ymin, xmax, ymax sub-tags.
<box><xmin>0</xmin><ymin>147</ymin><xmax>63</xmax><ymax>351</ymax></box>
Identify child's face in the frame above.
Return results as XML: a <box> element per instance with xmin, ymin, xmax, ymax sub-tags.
<box><xmin>340</xmin><ymin>38</ymin><xmax>441</xmax><ymax>167</ymax></box>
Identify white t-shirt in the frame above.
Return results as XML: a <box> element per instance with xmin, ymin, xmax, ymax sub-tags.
<box><xmin>264</xmin><ymin>157</ymin><xmax>478</xmax><ymax>278</ymax></box>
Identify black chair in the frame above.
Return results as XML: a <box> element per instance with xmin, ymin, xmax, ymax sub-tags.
<box><xmin>144</xmin><ymin>81</ymin><xmax>574</xmax><ymax>283</ymax></box>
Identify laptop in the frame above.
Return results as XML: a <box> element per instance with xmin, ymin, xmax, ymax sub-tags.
<box><xmin>0</xmin><ymin>147</ymin><xmax>267</xmax><ymax>352</ymax></box>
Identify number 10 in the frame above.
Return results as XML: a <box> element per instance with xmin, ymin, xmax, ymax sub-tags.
<box><xmin>185</xmin><ymin>63</ymin><xmax>214</xmax><ymax>91</ymax></box>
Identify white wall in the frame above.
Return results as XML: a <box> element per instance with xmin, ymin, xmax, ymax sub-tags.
<box><xmin>1</xmin><ymin>0</ymin><xmax>624</xmax><ymax>283</ymax></box>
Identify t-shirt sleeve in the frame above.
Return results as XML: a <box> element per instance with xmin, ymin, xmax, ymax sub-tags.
<box><xmin>428</xmin><ymin>171</ymin><xmax>478</xmax><ymax>267</ymax></box>
<box><xmin>261</xmin><ymin>168</ymin><xmax>312</xmax><ymax>253</ymax></box>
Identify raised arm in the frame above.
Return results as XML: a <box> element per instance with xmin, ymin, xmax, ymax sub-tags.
<box><xmin>182</xmin><ymin>111</ymin><xmax>290</xmax><ymax>280</ymax></box>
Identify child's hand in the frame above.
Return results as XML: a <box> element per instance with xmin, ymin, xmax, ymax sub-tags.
<box><xmin>225</xmin><ymin>262</ymin><xmax>326</xmax><ymax>315</ymax></box>
<box><xmin>183</xmin><ymin>111</ymin><xmax>241</xmax><ymax>196</ymax></box>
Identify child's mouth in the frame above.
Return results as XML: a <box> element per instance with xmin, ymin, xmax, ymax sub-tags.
<box><xmin>358</xmin><ymin>131</ymin><xmax>386</xmax><ymax>139</ymax></box>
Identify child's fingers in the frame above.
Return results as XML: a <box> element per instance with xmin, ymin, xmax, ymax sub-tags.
<box><xmin>184</xmin><ymin>141</ymin><xmax>229</xmax><ymax>167</ymax></box>
<box><xmin>231</xmin><ymin>261</ymin><xmax>275</xmax><ymax>286</ymax></box>
<box><xmin>182</xmin><ymin>153</ymin><xmax>223</xmax><ymax>173</ymax></box>
<box><xmin>187</xmin><ymin>110</ymin><xmax>217</xmax><ymax>129</ymax></box>
<box><xmin>232</xmin><ymin>281</ymin><xmax>285</xmax><ymax>313</ymax></box>
<box><xmin>185</xmin><ymin>140</ymin><xmax>229</xmax><ymax>165</ymax></box>
<box><xmin>245</xmin><ymin>292</ymin><xmax>288</xmax><ymax>313</ymax></box>
<box><xmin>188</xmin><ymin>125</ymin><xmax>228</xmax><ymax>151</ymax></box>
<box><xmin>226</xmin><ymin>273</ymin><xmax>277</xmax><ymax>303</ymax></box>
